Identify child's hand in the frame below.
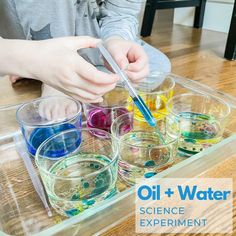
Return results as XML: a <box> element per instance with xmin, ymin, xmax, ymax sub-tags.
<box><xmin>39</xmin><ymin>84</ymin><xmax>78</xmax><ymax>121</ymax></box>
<box><xmin>20</xmin><ymin>37</ymin><xmax>119</xmax><ymax>103</ymax></box>
<box><xmin>105</xmin><ymin>37</ymin><xmax>149</xmax><ymax>83</ymax></box>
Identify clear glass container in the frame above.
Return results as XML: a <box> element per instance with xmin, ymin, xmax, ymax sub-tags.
<box><xmin>166</xmin><ymin>93</ymin><xmax>230</xmax><ymax>156</ymax></box>
<box><xmin>35</xmin><ymin>128</ymin><xmax>119</xmax><ymax>217</ymax></box>
<box><xmin>132</xmin><ymin>73</ymin><xmax>175</xmax><ymax>121</ymax></box>
<box><xmin>111</xmin><ymin>112</ymin><xmax>180</xmax><ymax>185</ymax></box>
<box><xmin>83</xmin><ymin>86</ymin><xmax>133</xmax><ymax>137</ymax></box>
<box><xmin>16</xmin><ymin>96</ymin><xmax>82</xmax><ymax>157</ymax></box>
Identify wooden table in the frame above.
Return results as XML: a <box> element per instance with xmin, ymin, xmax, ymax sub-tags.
<box><xmin>0</xmin><ymin>77</ymin><xmax>41</xmax><ymax>107</ymax></box>
<box><xmin>141</xmin><ymin>0</ymin><xmax>235</xmax><ymax>60</ymax></box>
<box><xmin>0</xmin><ymin>74</ymin><xmax>235</xmax><ymax>236</ymax></box>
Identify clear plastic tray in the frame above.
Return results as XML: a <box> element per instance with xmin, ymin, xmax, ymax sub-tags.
<box><xmin>0</xmin><ymin>74</ymin><xmax>236</xmax><ymax>236</ymax></box>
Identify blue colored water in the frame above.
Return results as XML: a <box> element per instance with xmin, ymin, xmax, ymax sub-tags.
<box><xmin>133</xmin><ymin>95</ymin><xmax>156</xmax><ymax>127</ymax></box>
<box><xmin>133</xmin><ymin>95</ymin><xmax>166</xmax><ymax>144</ymax></box>
<box><xmin>24</xmin><ymin>123</ymin><xmax>81</xmax><ymax>158</ymax></box>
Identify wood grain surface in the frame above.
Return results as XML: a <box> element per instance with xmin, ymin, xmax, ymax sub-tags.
<box><xmin>0</xmin><ymin>78</ymin><xmax>41</xmax><ymax>107</ymax></box>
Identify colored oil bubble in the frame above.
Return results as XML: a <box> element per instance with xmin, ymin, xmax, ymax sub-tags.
<box><xmin>36</xmin><ymin>128</ymin><xmax>119</xmax><ymax>217</ymax></box>
<box><xmin>118</xmin><ymin>131</ymin><xmax>177</xmax><ymax>185</ymax></box>
<box><xmin>39</xmin><ymin>153</ymin><xmax>117</xmax><ymax>217</ymax></box>
<box><xmin>177</xmin><ymin>112</ymin><xmax>222</xmax><ymax>156</ymax></box>
<box><xmin>111</xmin><ymin>113</ymin><xmax>179</xmax><ymax>186</ymax></box>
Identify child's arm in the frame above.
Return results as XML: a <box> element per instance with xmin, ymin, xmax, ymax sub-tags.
<box><xmin>99</xmin><ymin>0</ymin><xmax>144</xmax><ymax>41</ymax></box>
<box><xmin>0</xmin><ymin>36</ymin><xmax>118</xmax><ymax>102</ymax></box>
<box><xmin>99</xmin><ymin>1</ymin><xmax>149</xmax><ymax>82</ymax></box>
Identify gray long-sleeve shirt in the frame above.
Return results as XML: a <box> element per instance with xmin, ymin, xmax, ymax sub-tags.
<box><xmin>0</xmin><ymin>0</ymin><xmax>171</xmax><ymax>73</ymax></box>
<box><xmin>0</xmin><ymin>0</ymin><xmax>145</xmax><ymax>64</ymax></box>
<box><xmin>0</xmin><ymin>0</ymin><xmax>144</xmax><ymax>40</ymax></box>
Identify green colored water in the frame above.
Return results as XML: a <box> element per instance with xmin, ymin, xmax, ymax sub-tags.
<box><xmin>41</xmin><ymin>154</ymin><xmax>117</xmax><ymax>217</ymax></box>
<box><xmin>178</xmin><ymin>112</ymin><xmax>222</xmax><ymax>156</ymax></box>
<box><xmin>118</xmin><ymin>131</ymin><xmax>174</xmax><ymax>185</ymax></box>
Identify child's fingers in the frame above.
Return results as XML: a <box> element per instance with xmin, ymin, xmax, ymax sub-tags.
<box><xmin>75</xmin><ymin>57</ymin><xmax>119</xmax><ymax>85</ymax></box>
<box><xmin>52</xmin><ymin>103</ymin><xmax>66</xmax><ymax>121</ymax></box>
<box><xmin>38</xmin><ymin>101</ymin><xmax>50</xmax><ymax>120</ymax></box>
<box><xmin>70</xmin><ymin>88</ymin><xmax>103</xmax><ymax>102</ymax></box>
<box><xmin>78</xmin><ymin>80</ymin><xmax>116</xmax><ymax>96</ymax></box>
<box><xmin>66</xmin><ymin>102</ymin><xmax>78</xmax><ymax>117</ymax></box>
<box><xmin>63</xmin><ymin>36</ymin><xmax>101</xmax><ymax>50</ymax></box>
<box><xmin>67</xmin><ymin>72</ymin><xmax>117</xmax><ymax>96</ymax></box>
<box><xmin>126</xmin><ymin>66</ymin><xmax>149</xmax><ymax>82</ymax></box>
<box><xmin>71</xmin><ymin>94</ymin><xmax>103</xmax><ymax>104</ymax></box>
<box><xmin>127</xmin><ymin>56</ymin><xmax>148</xmax><ymax>72</ymax></box>
<box><xmin>38</xmin><ymin>102</ymin><xmax>46</xmax><ymax>119</ymax></box>
<box><xmin>44</xmin><ymin>105</ymin><xmax>52</xmax><ymax>121</ymax></box>
<box><xmin>39</xmin><ymin>98</ymin><xmax>79</xmax><ymax>122</ymax></box>
<box><xmin>112</xmin><ymin>54</ymin><xmax>129</xmax><ymax>70</ymax></box>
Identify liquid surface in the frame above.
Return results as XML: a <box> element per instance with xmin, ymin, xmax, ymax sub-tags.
<box><xmin>132</xmin><ymin>89</ymin><xmax>173</xmax><ymax>122</ymax></box>
<box><xmin>133</xmin><ymin>96</ymin><xmax>156</xmax><ymax>127</ymax></box>
<box><xmin>87</xmin><ymin>107</ymin><xmax>129</xmax><ymax>137</ymax></box>
<box><xmin>41</xmin><ymin>154</ymin><xmax>117</xmax><ymax>217</ymax></box>
<box><xmin>178</xmin><ymin>112</ymin><xmax>222</xmax><ymax>156</ymax></box>
<box><xmin>118</xmin><ymin>131</ymin><xmax>176</xmax><ymax>185</ymax></box>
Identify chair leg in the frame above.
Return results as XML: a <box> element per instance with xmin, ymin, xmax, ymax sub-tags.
<box><xmin>141</xmin><ymin>0</ymin><xmax>156</xmax><ymax>37</ymax></box>
<box><xmin>194</xmin><ymin>0</ymin><xmax>207</xmax><ymax>28</ymax></box>
<box><xmin>224</xmin><ymin>1</ymin><xmax>236</xmax><ymax>60</ymax></box>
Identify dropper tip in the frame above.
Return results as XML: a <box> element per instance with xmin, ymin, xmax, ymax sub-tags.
<box><xmin>46</xmin><ymin>208</ymin><xmax>53</xmax><ymax>217</ymax></box>
<box><xmin>148</xmin><ymin>118</ymin><xmax>157</xmax><ymax>127</ymax></box>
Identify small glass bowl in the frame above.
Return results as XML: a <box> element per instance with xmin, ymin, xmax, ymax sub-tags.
<box><xmin>35</xmin><ymin>128</ymin><xmax>119</xmax><ymax>217</ymax></box>
<box><xmin>111</xmin><ymin>112</ymin><xmax>180</xmax><ymax>186</ymax></box>
<box><xmin>16</xmin><ymin>96</ymin><xmax>82</xmax><ymax>157</ymax></box>
<box><xmin>83</xmin><ymin>86</ymin><xmax>133</xmax><ymax>137</ymax></box>
<box><xmin>132</xmin><ymin>73</ymin><xmax>175</xmax><ymax>121</ymax></box>
<box><xmin>166</xmin><ymin>93</ymin><xmax>231</xmax><ymax>156</ymax></box>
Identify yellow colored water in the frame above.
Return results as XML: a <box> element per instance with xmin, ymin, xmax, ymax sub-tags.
<box><xmin>128</xmin><ymin>91</ymin><xmax>173</xmax><ymax>121</ymax></box>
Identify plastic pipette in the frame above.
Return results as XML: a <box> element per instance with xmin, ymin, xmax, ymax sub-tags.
<box><xmin>14</xmin><ymin>135</ymin><xmax>52</xmax><ymax>217</ymax></box>
<box><xmin>97</xmin><ymin>43</ymin><xmax>157</xmax><ymax>127</ymax></box>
